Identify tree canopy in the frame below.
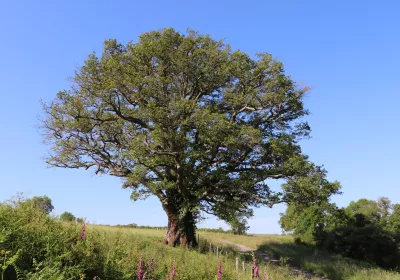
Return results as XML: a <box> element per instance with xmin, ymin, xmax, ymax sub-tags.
<box><xmin>41</xmin><ymin>28</ymin><xmax>339</xmax><ymax>247</ymax></box>
<box><xmin>60</xmin><ymin>211</ymin><xmax>76</xmax><ymax>222</ymax></box>
<box><xmin>27</xmin><ymin>195</ymin><xmax>54</xmax><ymax>215</ymax></box>
<box><xmin>280</xmin><ymin>196</ymin><xmax>400</xmax><ymax>268</ymax></box>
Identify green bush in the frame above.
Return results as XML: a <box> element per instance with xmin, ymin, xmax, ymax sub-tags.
<box><xmin>0</xmin><ymin>196</ymin><xmax>83</xmax><ymax>279</ymax></box>
<box><xmin>323</xmin><ymin>225</ymin><xmax>400</xmax><ymax>269</ymax></box>
<box><xmin>60</xmin><ymin>211</ymin><xmax>76</xmax><ymax>222</ymax></box>
<box><xmin>0</xmin><ymin>196</ymin><xmax>267</xmax><ymax>280</ymax></box>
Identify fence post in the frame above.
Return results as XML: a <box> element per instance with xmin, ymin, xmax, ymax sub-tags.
<box><xmin>235</xmin><ymin>257</ymin><xmax>238</xmax><ymax>271</ymax></box>
<box><xmin>217</xmin><ymin>246</ymin><xmax>219</xmax><ymax>259</ymax></box>
<box><xmin>197</xmin><ymin>234</ymin><xmax>200</xmax><ymax>252</ymax></box>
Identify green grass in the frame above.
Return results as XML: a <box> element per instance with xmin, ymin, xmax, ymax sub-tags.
<box><xmin>88</xmin><ymin>225</ymin><xmax>316</xmax><ymax>279</ymax></box>
<box><xmin>2</xmin><ymin>198</ymin><xmax>399</xmax><ymax>279</ymax></box>
<box><xmin>0</xmin><ymin>199</ymin><xmax>313</xmax><ymax>279</ymax></box>
<box><xmin>98</xmin><ymin>226</ymin><xmax>400</xmax><ymax>280</ymax></box>
<box><xmin>255</xmin><ymin>236</ymin><xmax>400</xmax><ymax>280</ymax></box>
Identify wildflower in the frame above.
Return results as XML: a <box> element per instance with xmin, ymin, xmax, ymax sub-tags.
<box><xmin>150</xmin><ymin>257</ymin><xmax>154</xmax><ymax>265</ymax></box>
<box><xmin>138</xmin><ymin>255</ymin><xmax>143</xmax><ymax>280</ymax></box>
<box><xmin>252</xmin><ymin>260</ymin><xmax>260</xmax><ymax>279</ymax></box>
<box><xmin>217</xmin><ymin>259</ymin><xmax>222</xmax><ymax>280</ymax></box>
<box><xmin>171</xmin><ymin>262</ymin><xmax>177</xmax><ymax>279</ymax></box>
<box><xmin>80</xmin><ymin>222</ymin><xmax>86</xmax><ymax>240</ymax></box>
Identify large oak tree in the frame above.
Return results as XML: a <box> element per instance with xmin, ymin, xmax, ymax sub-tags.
<box><xmin>41</xmin><ymin>28</ymin><xmax>340</xmax><ymax>247</ymax></box>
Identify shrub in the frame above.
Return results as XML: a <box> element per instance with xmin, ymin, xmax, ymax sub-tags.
<box><xmin>323</xmin><ymin>225</ymin><xmax>400</xmax><ymax>269</ymax></box>
<box><xmin>0</xmin><ymin>196</ymin><xmax>259</xmax><ymax>279</ymax></box>
<box><xmin>60</xmin><ymin>211</ymin><xmax>76</xmax><ymax>222</ymax></box>
<box><xmin>0</xmin><ymin>196</ymin><xmax>83</xmax><ymax>279</ymax></box>
<box><xmin>29</xmin><ymin>195</ymin><xmax>54</xmax><ymax>215</ymax></box>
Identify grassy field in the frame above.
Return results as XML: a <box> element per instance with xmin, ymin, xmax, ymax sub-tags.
<box><xmin>91</xmin><ymin>225</ymin><xmax>400</xmax><ymax>280</ymax></box>
<box><xmin>2</xmin><ymin>199</ymin><xmax>399</xmax><ymax>280</ymax></box>
<box><xmin>2</xmin><ymin>201</ymin><xmax>317</xmax><ymax>279</ymax></box>
<box><xmin>88</xmin><ymin>225</ymin><xmax>318</xmax><ymax>279</ymax></box>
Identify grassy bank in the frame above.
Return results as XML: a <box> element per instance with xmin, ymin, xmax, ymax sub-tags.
<box><xmin>256</xmin><ymin>236</ymin><xmax>400</xmax><ymax>280</ymax></box>
<box><xmin>0</xmin><ymin>200</ymin><xmax>314</xmax><ymax>279</ymax></box>
<box><xmin>1</xmin><ymin>197</ymin><xmax>399</xmax><ymax>279</ymax></box>
<box><xmin>92</xmin><ymin>225</ymin><xmax>400</xmax><ymax>280</ymax></box>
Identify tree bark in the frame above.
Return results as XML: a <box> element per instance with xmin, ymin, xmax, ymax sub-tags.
<box><xmin>163</xmin><ymin>207</ymin><xmax>197</xmax><ymax>248</ymax></box>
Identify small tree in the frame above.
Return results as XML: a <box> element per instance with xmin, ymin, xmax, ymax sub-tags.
<box><xmin>228</xmin><ymin>212</ymin><xmax>250</xmax><ymax>235</ymax></box>
<box><xmin>60</xmin><ymin>211</ymin><xmax>76</xmax><ymax>222</ymax></box>
<box><xmin>28</xmin><ymin>195</ymin><xmax>54</xmax><ymax>215</ymax></box>
<box><xmin>41</xmin><ymin>28</ymin><xmax>340</xmax><ymax>247</ymax></box>
<box><xmin>345</xmin><ymin>198</ymin><xmax>386</xmax><ymax>225</ymax></box>
<box><xmin>280</xmin><ymin>201</ymin><xmax>347</xmax><ymax>244</ymax></box>
<box><xmin>229</xmin><ymin>219</ymin><xmax>249</xmax><ymax>235</ymax></box>
<box><xmin>386</xmin><ymin>204</ymin><xmax>400</xmax><ymax>234</ymax></box>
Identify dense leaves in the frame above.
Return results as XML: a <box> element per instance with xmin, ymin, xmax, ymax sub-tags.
<box><xmin>280</xmin><ymin>197</ymin><xmax>400</xmax><ymax>269</ymax></box>
<box><xmin>60</xmin><ymin>211</ymin><xmax>76</xmax><ymax>222</ymax></box>
<box><xmin>0</xmin><ymin>196</ymin><xmax>83</xmax><ymax>279</ymax></box>
<box><xmin>324</xmin><ymin>225</ymin><xmax>400</xmax><ymax>269</ymax></box>
<box><xmin>41</xmin><ymin>28</ymin><xmax>339</xmax><ymax>246</ymax></box>
<box><xmin>387</xmin><ymin>204</ymin><xmax>400</xmax><ymax>234</ymax></box>
<box><xmin>280</xmin><ymin>202</ymin><xmax>348</xmax><ymax>245</ymax></box>
<box><xmin>25</xmin><ymin>195</ymin><xmax>54</xmax><ymax>215</ymax></box>
<box><xmin>0</xmin><ymin>196</ymin><xmax>272</xmax><ymax>280</ymax></box>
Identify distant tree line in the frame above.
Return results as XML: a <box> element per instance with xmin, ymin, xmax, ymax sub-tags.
<box><xmin>59</xmin><ymin>211</ymin><xmax>85</xmax><ymax>223</ymax></box>
<box><xmin>21</xmin><ymin>195</ymin><xmax>85</xmax><ymax>223</ymax></box>
<box><xmin>111</xmin><ymin>223</ymin><xmax>236</xmax><ymax>234</ymax></box>
<box><xmin>280</xmin><ymin>196</ymin><xmax>400</xmax><ymax>269</ymax></box>
<box><xmin>24</xmin><ymin>195</ymin><xmax>244</xmax><ymax>233</ymax></box>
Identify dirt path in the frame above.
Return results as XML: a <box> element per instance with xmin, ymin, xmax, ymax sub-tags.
<box><xmin>219</xmin><ymin>239</ymin><xmax>329</xmax><ymax>280</ymax></box>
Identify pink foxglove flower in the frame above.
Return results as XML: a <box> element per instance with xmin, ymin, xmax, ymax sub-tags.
<box><xmin>217</xmin><ymin>260</ymin><xmax>222</xmax><ymax>280</ymax></box>
<box><xmin>80</xmin><ymin>222</ymin><xmax>86</xmax><ymax>240</ymax></box>
<box><xmin>137</xmin><ymin>255</ymin><xmax>143</xmax><ymax>280</ymax></box>
<box><xmin>171</xmin><ymin>263</ymin><xmax>177</xmax><ymax>279</ymax></box>
<box><xmin>253</xmin><ymin>260</ymin><xmax>260</xmax><ymax>279</ymax></box>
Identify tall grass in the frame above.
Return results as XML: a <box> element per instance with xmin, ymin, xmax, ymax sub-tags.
<box><xmin>0</xmin><ymin>197</ymin><xmax>314</xmax><ymax>279</ymax></box>
<box><xmin>100</xmin><ymin>226</ymin><xmax>400</xmax><ymax>280</ymax></box>
<box><xmin>2</xmin><ymin>196</ymin><xmax>398</xmax><ymax>279</ymax></box>
<box><xmin>92</xmin><ymin>226</ymin><xmax>400</xmax><ymax>279</ymax></box>
<box><xmin>256</xmin><ymin>237</ymin><xmax>400</xmax><ymax>280</ymax></box>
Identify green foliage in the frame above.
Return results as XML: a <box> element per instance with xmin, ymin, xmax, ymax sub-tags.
<box><xmin>280</xmin><ymin>202</ymin><xmax>348</xmax><ymax>245</ymax></box>
<box><xmin>0</xmin><ymin>196</ymin><xmax>83</xmax><ymax>279</ymax></box>
<box><xmin>24</xmin><ymin>195</ymin><xmax>54</xmax><ymax>215</ymax></box>
<box><xmin>26</xmin><ymin>259</ymin><xmax>84</xmax><ymax>280</ymax></box>
<box><xmin>1</xmin><ymin>195</ymin><xmax>309</xmax><ymax>280</ymax></box>
<box><xmin>386</xmin><ymin>204</ymin><xmax>400</xmax><ymax>234</ymax></box>
<box><xmin>41</xmin><ymin>28</ymin><xmax>339</xmax><ymax>243</ymax></box>
<box><xmin>345</xmin><ymin>199</ymin><xmax>381</xmax><ymax>225</ymax></box>
<box><xmin>323</xmin><ymin>225</ymin><xmax>400</xmax><ymax>269</ymax></box>
<box><xmin>377</xmin><ymin>197</ymin><xmax>393</xmax><ymax>221</ymax></box>
<box><xmin>112</xmin><ymin>224</ymin><xmax>233</xmax><ymax>234</ymax></box>
<box><xmin>3</xmin><ymin>194</ymin><xmax>399</xmax><ymax>280</ymax></box>
<box><xmin>228</xmin><ymin>213</ymin><xmax>249</xmax><ymax>235</ymax></box>
<box><xmin>280</xmin><ymin>196</ymin><xmax>400</xmax><ymax>270</ymax></box>
<box><xmin>257</xmin><ymin>239</ymin><xmax>400</xmax><ymax>280</ymax></box>
<box><xmin>60</xmin><ymin>211</ymin><xmax>76</xmax><ymax>222</ymax></box>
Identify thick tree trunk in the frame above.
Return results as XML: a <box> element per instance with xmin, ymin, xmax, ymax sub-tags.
<box><xmin>164</xmin><ymin>208</ymin><xmax>197</xmax><ymax>248</ymax></box>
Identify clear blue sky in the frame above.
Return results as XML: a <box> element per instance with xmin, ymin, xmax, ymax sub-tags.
<box><xmin>0</xmin><ymin>0</ymin><xmax>399</xmax><ymax>234</ymax></box>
